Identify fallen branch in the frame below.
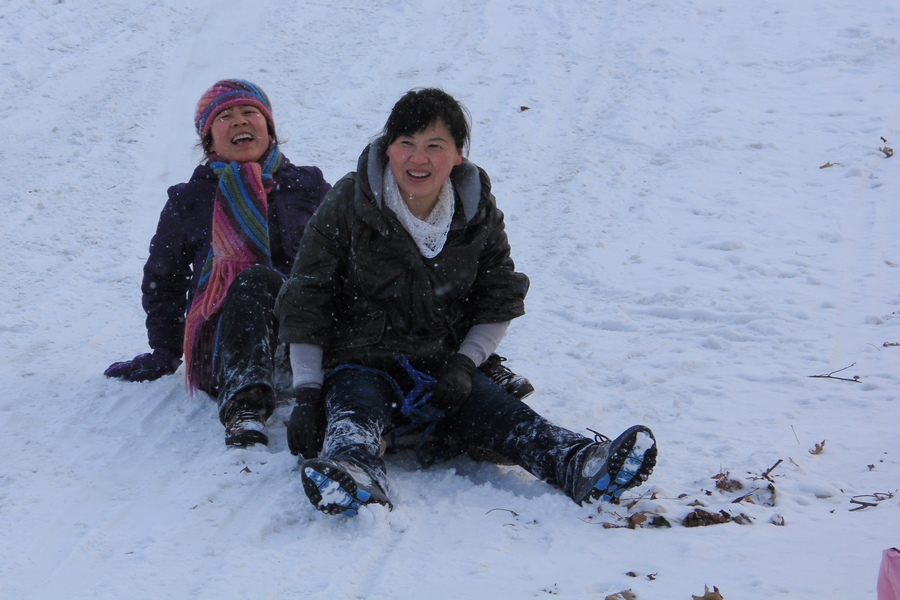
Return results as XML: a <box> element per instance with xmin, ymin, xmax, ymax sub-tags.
<box><xmin>761</xmin><ymin>458</ymin><xmax>782</xmax><ymax>482</ymax></box>
<box><xmin>808</xmin><ymin>363</ymin><xmax>860</xmax><ymax>383</ymax></box>
<box><xmin>849</xmin><ymin>491</ymin><xmax>895</xmax><ymax>512</ymax></box>
<box><xmin>850</xmin><ymin>497</ymin><xmax>879</xmax><ymax>511</ymax></box>
<box><xmin>485</xmin><ymin>508</ymin><xmax>519</xmax><ymax>517</ymax></box>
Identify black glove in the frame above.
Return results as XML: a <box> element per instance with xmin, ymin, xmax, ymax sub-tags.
<box><xmin>104</xmin><ymin>348</ymin><xmax>182</xmax><ymax>382</ymax></box>
<box><xmin>430</xmin><ymin>353</ymin><xmax>476</xmax><ymax>416</ymax></box>
<box><xmin>287</xmin><ymin>388</ymin><xmax>326</xmax><ymax>459</ymax></box>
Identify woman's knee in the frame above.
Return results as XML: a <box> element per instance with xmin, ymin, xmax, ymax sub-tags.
<box><xmin>325</xmin><ymin>368</ymin><xmax>396</xmax><ymax>418</ymax></box>
<box><xmin>232</xmin><ymin>264</ymin><xmax>283</xmax><ymax>291</ymax></box>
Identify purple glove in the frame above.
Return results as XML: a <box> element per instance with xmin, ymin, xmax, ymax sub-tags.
<box><xmin>104</xmin><ymin>348</ymin><xmax>182</xmax><ymax>382</ymax></box>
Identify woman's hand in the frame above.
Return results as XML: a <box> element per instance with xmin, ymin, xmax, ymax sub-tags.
<box><xmin>287</xmin><ymin>388</ymin><xmax>327</xmax><ymax>458</ymax></box>
<box><xmin>104</xmin><ymin>348</ymin><xmax>181</xmax><ymax>382</ymax></box>
<box><xmin>430</xmin><ymin>353</ymin><xmax>476</xmax><ymax>416</ymax></box>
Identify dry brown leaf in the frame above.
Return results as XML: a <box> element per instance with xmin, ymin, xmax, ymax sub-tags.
<box><xmin>732</xmin><ymin>482</ymin><xmax>776</xmax><ymax>507</ymax></box>
<box><xmin>809</xmin><ymin>440</ymin><xmax>826</xmax><ymax>455</ymax></box>
<box><xmin>819</xmin><ymin>161</ymin><xmax>835</xmax><ymax>169</ymax></box>
<box><xmin>880</xmin><ymin>146</ymin><xmax>894</xmax><ymax>158</ymax></box>
<box><xmin>692</xmin><ymin>585</ymin><xmax>725</xmax><ymax>600</ymax></box>
<box><xmin>648</xmin><ymin>515</ymin><xmax>672</xmax><ymax>528</ymax></box>
<box><xmin>682</xmin><ymin>508</ymin><xmax>732</xmax><ymax>527</ymax></box>
<box><xmin>732</xmin><ymin>513</ymin><xmax>754</xmax><ymax>525</ymax></box>
<box><xmin>771</xmin><ymin>514</ymin><xmax>786</xmax><ymax>526</ymax></box>
<box><xmin>713</xmin><ymin>472</ymin><xmax>744</xmax><ymax>493</ymax></box>
<box><xmin>627</xmin><ymin>512</ymin><xmax>649</xmax><ymax>529</ymax></box>
<box><xmin>759</xmin><ymin>482</ymin><xmax>777</xmax><ymax>506</ymax></box>
<box><xmin>605</xmin><ymin>590</ymin><xmax>637</xmax><ymax>600</ymax></box>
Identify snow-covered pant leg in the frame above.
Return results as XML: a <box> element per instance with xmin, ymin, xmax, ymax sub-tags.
<box><xmin>214</xmin><ymin>265</ymin><xmax>285</xmax><ymax>423</ymax></box>
<box><xmin>321</xmin><ymin>368</ymin><xmax>394</xmax><ymax>495</ymax></box>
<box><xmin>441</xmin><ymin>371</ymin><xmax>593</xmax><ymax>499</ymax></box>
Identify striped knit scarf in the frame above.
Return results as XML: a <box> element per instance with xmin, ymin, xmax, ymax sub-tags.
<box><xmin>183</xmin><ymin>146</ymin><xmax>284</xmax><ymax>394</ymax></box>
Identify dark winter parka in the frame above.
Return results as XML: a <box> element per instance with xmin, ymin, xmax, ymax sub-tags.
<box><xmin>142</xmin><ymin>158</ymin><xmax>330</xmax><ymax>358</ymax></box>
<box><xmin>276</xmin><ymin>140</ymin><xmax>529</xmax><ymax>372</ymax></box>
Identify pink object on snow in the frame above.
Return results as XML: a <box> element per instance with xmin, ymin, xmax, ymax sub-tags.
<box><xmin>878</xmin><ymin>548</ymin><xmax>900</xmax><ymax>600</ymax></box>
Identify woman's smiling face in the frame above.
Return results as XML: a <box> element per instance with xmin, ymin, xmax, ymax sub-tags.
<box><xmin>208</xmin><ymin>104</ymin><xmax>271</xmax><ymax>163</ymax></box>
<box><xmin>385</xmin><ymin>119</ymin><xmax>463</xmax><ymax>207</ymax></box>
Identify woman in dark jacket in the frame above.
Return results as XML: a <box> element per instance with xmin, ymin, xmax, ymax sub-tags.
<box><xmin>105</xmin><ymin>79</ymin><xmax>331</xmax><ymax>447</ymax></box>
<box><xmin>275</xmin><ymin>88</ymin><xmax>657</xmax><ymax>516</ymax></box>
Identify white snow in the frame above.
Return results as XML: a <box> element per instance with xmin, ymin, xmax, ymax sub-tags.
<box><xmin>1</xmin><ymin>0</ymin><xmax>898</xmax><ymax>598</ymax></box>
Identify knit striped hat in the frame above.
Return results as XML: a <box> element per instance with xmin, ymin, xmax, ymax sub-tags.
<box><xmin>195</xmin><ymin>79</ymin><xmax>275</xmax><ymax>141</ymax></box>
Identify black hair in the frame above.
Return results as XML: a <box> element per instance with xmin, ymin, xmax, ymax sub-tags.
<box><xmin>382</xmin><ymin>88</ymin><xmax>471</xmax><ymax>154</ymax></box>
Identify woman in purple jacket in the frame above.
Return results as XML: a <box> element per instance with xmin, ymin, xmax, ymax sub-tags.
<box><xmin>105</xmin><ymin>79</ymin><xmax>331</xmax><ymax>447</ymax></box>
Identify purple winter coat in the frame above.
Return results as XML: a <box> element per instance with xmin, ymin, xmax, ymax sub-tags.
<box><xmin>141</xmin><ymin>157</ymin><xmax>331</xmax><ymax>358</ymax></box>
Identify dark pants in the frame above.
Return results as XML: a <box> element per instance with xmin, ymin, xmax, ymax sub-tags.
<box><xmin>320</xmin><ymin>366</ymin><xmax>594</xmax><ymax>499</ymax></box>
<box><xmin>205</xmin><ymin>265</ymin><xmax>286</xmax><ymax>423</ymax></box>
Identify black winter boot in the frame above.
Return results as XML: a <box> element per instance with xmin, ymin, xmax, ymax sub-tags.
<box><xmin>479</xmin><ymin>354</ymin><xmax>535</xmax><ymax>399</ymax></box>
<box><xmin>222</xmin><ymin>386</ymin><xmax>271</xmax><ymax>447</ymax></box>
<box><xmin>301</xmin><ymin>457</ymin><xmax>393</xmax><ymax>516</ymax></box>
<box><xmin>569</xmin><ymin>425</ymin><xmax>657</xmax><ymax>506</ymax></box>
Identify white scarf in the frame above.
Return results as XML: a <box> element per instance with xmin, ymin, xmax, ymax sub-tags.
<box><xmin>383</xmin><ymin>165</ymin><xmax>454</xmax><ymax>258</ymax></box>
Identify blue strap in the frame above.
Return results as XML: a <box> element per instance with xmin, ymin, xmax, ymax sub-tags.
<box><xmin>397</xmin><ymin>356</ymin><xmax>436</xmax><ymax>415</ymax></box>
<box><xmin>323</xmin><ymin>358</ymin><xmax>448</xmax><ymax>467</ymax></box>
<box><xmin>393</xmin><ymin>357</ymin><xmax>446</xmax><ymax>466</ymax></box>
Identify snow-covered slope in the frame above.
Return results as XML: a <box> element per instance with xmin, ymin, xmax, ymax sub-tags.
<box><xmin>1</xmin><ymin>1</ymin><xmax>898</xmax><ymax>598</ymax></box>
